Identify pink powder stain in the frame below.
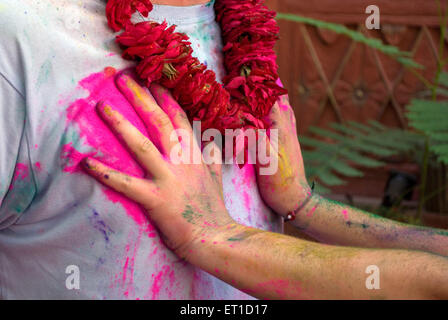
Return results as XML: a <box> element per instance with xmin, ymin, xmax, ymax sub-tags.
<box><xmin>61</xmin><ymin>143</ymin><xmax>97</xmax><ymax>174</ymax></box>
<box><xmin>275</xmin><ymin>78</ymin><xmax>289</xmax><ymax>111</ymax></box>
<box><xmin>242</xmin><ymin>189</ymin><xmax>251</xmax><ymax>208</ymax></box>
<box><xmin>341</xmin><ymin>209</ymin><xmax>349</xmax><ymax>221</ymax></box>
<box><xmin>120</xmin><ymin>228</ymin><xmax>145</xmax><ymax>298</ymax></box>
<box><xmin>252</xmin><ymin>279</ymin><xmax>305</xmax><ymax>299</ymax></box>
<box><xmin>60</xmin><ymin>68</ymin><xmax>167</xmax><ymax>298</ymax></box>
<box><xmin>9</xmin><ymin>163</ymin><xmax>29</xmax><ymax>190</ymax></box>
<box><xmin>35</xmin><ymin>162</ymin><xmax>42</xmax><ymax>172</ymax></box>
<box><xmin>230</xmin><ymin>164</ymin><xmax>260</xmax><ymax>225</ymax></box>
<box><xmin>122</xmin><ymin>256</ymin><xmax>130</xmax><ymax>289</ymax></box>
<box><xmin>62</xmin><ymin>68</ymin><xmax>156</xmax><ymax>229</ymax></box>
<box><xmin>149</xmin><ymin>265</ymin><xmax>172</xmax><ymax>299</ymax></box>
<box><xmin>15</xmin><ymin>163</ymin><xmax>29</xmax><ymax>179</ymax></box>
<box><xmin>191</xmin><ymin>269</ymin><xmax>214</xmax><ymax>299</ymax></box>
<box><xmin>202</xmin><ymin>221</ymin><xmax>215</xmax><ymax>227</ymax></box>
<box><xmin>306</xmin><ymin>206</ymin><xmax>317</xmax><ymax>217</ymax></box>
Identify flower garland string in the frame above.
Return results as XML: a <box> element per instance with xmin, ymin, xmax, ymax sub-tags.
<box><xmin>106</xmin><ymin>0</ymin><xmax>287</xmax><ymax>136</ymax></box>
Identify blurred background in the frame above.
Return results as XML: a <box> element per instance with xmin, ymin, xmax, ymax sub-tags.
<box><xmin>264</xmin><ymin>0</ymin><xmax>448</xmax><ymax>234</ymax></box>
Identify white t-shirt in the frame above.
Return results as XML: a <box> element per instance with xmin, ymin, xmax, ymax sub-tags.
<box><xmin>0</xmin><ymin>0</ymin><xmax>282</xmax><ymax>299</ymax></box>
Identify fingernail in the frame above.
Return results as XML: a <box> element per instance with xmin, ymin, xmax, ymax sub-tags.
<box><xmin>96</xmin><ymin>101</ymin><xmax>114</xmax><ymax>118</ymax></box>
<box><xmin>115</xmin><ymin>72</ymin><xmax>130</xmax><ymax>88</ymax></box>
<box><xmin>82</xmin><ymin>157</ymin><xmax>93</xmax><ymax>169</ymax></box>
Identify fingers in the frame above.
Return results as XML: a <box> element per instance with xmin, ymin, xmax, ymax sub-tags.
<box><xmin>82</xmin><ymin>157</ymin><xmax>159</xmax><ymax>206</ymax></box>
<box><xmin>96</xmin><ymin>102</ymin><xmax>170</xmax><ymax>179</ymax></box>
<box><xmin>115</xmin><ymin>73</ymin><xmax>177</xmax><ymax>155</ymax></box>
<box><xmin>149</xmin><ymin>83</ymin><xmax>191</xmax><ymax>132</ymax></box>
<box><xmin>149</xmin><ymin>82</ymin><xmax>202</xmax><ymax>161</ymax></box>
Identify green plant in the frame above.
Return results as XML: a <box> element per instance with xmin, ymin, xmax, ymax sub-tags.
<box><xmin>275</xmin><ymin>13</ymin><xmax>422</xmax><ymax>70</ymax></box>
<box><xmin>300</xmin><ymin>121</ymin><xmax>423</xmax><ymax>194</ymax></box>
<box><xmin>276</xmin><ymin>3</ymin><xmax>448</xmax><ymax>217</ymax></box>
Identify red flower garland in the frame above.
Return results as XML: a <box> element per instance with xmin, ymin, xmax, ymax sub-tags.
<box><xmin>106</xmin><ymin>0</ymin><xmax>287</xmax><ymax>134</ymax></box>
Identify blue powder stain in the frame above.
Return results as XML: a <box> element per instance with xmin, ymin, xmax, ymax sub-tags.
<box><xmin>36</xmin><ymin>58</ymin><xmax>53</xmax><ymax>90</ymax></box>
<box><xmin>89</xmin><ymin>210</ymin><xmax>115</xmax><ymax>243</ymax></box>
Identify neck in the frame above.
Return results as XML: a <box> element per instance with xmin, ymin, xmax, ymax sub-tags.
<box><xmin>151</xmin><ymin>0</ymin><xmax>211</xmax><ymax>6</ymax></box>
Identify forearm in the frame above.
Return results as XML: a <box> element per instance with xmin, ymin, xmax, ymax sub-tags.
<box><xmin>185</xmin><ymin>222</ymin><xmax>448</xmax><ymax>299</ymax></box>
<box><xmin>290</xmin><ymin>194</ymin><xmax>448</xmax><ymax>256</ymax></box>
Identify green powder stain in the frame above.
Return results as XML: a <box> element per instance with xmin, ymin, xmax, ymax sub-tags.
<box><xmin>3</xmin><ymin>173</ymin><xmax>36</xmax><ymax>215</ymax></box>
<box><xmin>346</xmin><ymin>221</ymin><xmax>369</xmax><ymax>229</ymax></box>
<box><xmin>226</xmin><ymin>230</ymin><xmax>262</xmax><ymax>242</ymax></box>
<box><xmin>182</xmin><ymin>205</ymin><xmax>202</xmax><ymax>224</ymax></box>
<box><xmin>36</xmin><ymin>59</ymin><xmax>53</xmax><ymax>90</ymax></box>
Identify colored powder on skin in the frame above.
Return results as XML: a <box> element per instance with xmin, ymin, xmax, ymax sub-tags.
<box><xmin>341</xmin><ymin>209</ymin><xmax>349</xmax><ymax>221</ymax></box>
<box><xmin>244</xmin><ymin>279</ymin><xmax>305</xmax><ymax>299</ymax></box>
<box><xmin>277</xmin><ymin>145</ymin><xmax>294</xmax><ymax>187</ymax></box>
<box><xmin>61</xmin><ymin>68</ymin><xmax>156</xmax><ymax>229</ymax></box>
<box><xmin>61</xmin><ymin>143</ymin><xmax>96</xmax><ymax>174</ymax></box>
<box><xmin>306</xmin><ymin>205</ymin><xmax>317</xmax><ymax>217</ymax></box>
<box><xmin>275</xmin><ymin>78</ymin><xmax>289</xmax><ymax>110</ymax></box>
<box><xmin>346</xmin><ymin>221</ymin><xmax>369</xmax><ymax>229</ymax></box>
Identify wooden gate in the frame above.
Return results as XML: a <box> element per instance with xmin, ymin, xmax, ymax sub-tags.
<box><xmin>266</xmin><ymin>0</ymin><xmax>447</xmax><ymax>199</ymax></box>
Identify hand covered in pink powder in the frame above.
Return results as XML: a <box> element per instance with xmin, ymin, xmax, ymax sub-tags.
<box><xmin>256</xmin><ymin>95</ymin><xmax>311</xmax><ymax>218</ymax></box>
<box><xmin>83</xmin><ymin>74</ymin><xmax>234</xmax><ymax>257</ymax></box>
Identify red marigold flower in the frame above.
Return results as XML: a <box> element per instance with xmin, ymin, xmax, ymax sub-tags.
<box><xmin>106</xmin><ymin>0</ymin><xmax>153</xmax><ymax>32</ymax></box>
<box><xmin>106</xmin><ymin>0</ymin><xmax>287</xmax><ymax>143</ymax></box>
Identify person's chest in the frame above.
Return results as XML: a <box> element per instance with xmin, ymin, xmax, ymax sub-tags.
<box><xmin>0</xmin><ymin>0</ymin><xmax>281</xmax><ymax>299</ymax></box>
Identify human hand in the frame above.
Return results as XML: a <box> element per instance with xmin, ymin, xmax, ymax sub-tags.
<box><xmin>256</xmin><ymin>95</ymin><xmax>311</xmax><ymax>217</ymax></box>
<box><xmin>83</xmin><ymin>74</ymin><xmax>234</xmax><ymax>257</ymax></box>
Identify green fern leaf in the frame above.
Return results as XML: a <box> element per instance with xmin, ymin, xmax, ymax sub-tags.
<box><xmin>275</xmin><ymin>13</ymin><xmax>422</xmax><ymax>69</ymax></box>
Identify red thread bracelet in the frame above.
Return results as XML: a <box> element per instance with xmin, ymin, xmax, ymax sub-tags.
<box><xmin>285</xmin><ymin>181</ymin><xmax>315</xmax><ymax>222</ymax></box>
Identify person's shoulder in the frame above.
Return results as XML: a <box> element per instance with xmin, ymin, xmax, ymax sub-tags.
<box><xmin>0</xmin><ymin>1</ymin><xmax>46</xmax><ymax>89</ymax></box>
<box><xmin>0</xmin><ymin>1</ymin><xmax>31</xmax><ymax>38</ymax></box>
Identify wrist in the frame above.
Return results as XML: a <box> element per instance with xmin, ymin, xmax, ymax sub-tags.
<box><xmin>271</xmin><ymin>180</ymin><xmax>311</xmax><ymax>218</ymax></box>
<box><xmin>178</xmin><ymin>212</ymin><xmax>240</xmax><ymax>262</ymax></box>
<box><xmin>285</xmin><ymin>181</ymin><xmax>316</xmax><ymax>222</ymax></box>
